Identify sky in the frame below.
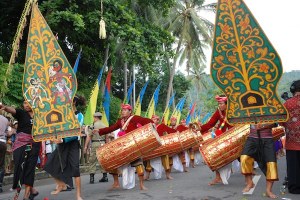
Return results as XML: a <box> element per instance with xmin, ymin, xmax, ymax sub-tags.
<box><xmin>201</xmin><ymin>0</ymin><xmax>300</xmax><ymax>74</ymax></box>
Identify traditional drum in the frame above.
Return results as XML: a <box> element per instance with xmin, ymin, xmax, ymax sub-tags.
<box><xmin>192</xmin><ymin>131</ymin><xmax>211</xmax><ymax>151</ymax></box>
<box><xmin>272</xmin><ymin>126</ymin><xmax>285</xmax><ymax>141</ymax></box>
<box><xmin>96</xmin><ymin>123</ymin><xmax>161</xmax><ymax>172</ymax></box>
<box><xmin>143</xmin><ymin>129</ymin><xmax>198</xmax><ymax>161</ymax></box>
<box><xmin>200</xmin><ymin>125</ymin><xmax>250</xmax><ymax>171</ymax></box>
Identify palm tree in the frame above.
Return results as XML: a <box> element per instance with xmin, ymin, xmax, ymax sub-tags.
<box><xmin>162</xmin><ymin>0</ymin><xmax>216</xmax><ymax>109</ymax></box>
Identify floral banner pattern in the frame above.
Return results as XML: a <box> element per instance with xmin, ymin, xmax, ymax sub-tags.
<box><xmin>211</xmin><ymin>0</ymin><xmax>288</xmax><ymax>125</ymax></box>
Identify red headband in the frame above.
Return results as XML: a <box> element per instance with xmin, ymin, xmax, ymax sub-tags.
<box><xmin>151</xmin><ymin>115</ymin><xmax>159</xmax><ymax>120</ymax></box>
<box><xmin>121</xmin><ymin>103</ymin><xmax>132</xmax><ymax>110</ymax></box>
<box><xmin>215</xmin><ymin>95</ymin><xmax>227</xmax><ymax>103</ymax></box>
<box><xmin>170</xmin><ymin>116</ymin><xmax>177</xmax><ymax>121</ymax></box>
<box><xmin>181</xmin><ymin>119</ymin><xmax>186</xmax><ymax>123</ymax></box>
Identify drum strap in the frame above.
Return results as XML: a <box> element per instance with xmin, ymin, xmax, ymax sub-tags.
<box><xmin>121</xmin><ymin>115</ymin><xmax>134</xmax><ymax>131</ymax></box>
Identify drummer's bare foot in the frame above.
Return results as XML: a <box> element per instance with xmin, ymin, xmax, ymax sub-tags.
<box><xmin>266</xmin><ymin>191</ymin><xmax>277</xmax><ymax>199</ymax></box>
<box><xmin>183</xmin><ymin>167</ymin><xmax>188</xmax><ymax>172</ymax></box>
<box><xmin>166</xmin><ymin>174</ymin><xmax>173</xmax><ymax>180</ymax></box>
<box><xmin>140</xmin><ymin>185</ymin><xmax>148</xmax><ymax>190</ymax></box>
<box><xmin>77</xmin><ymin>196</ymin><xmax>83</xmax><ymax>200</ymax></box>
<box><xmin>109</xmin><ymin>183</ymin><xmax>120</xmax><ymax>190</ymax></box>
<box><xmin>208</xmin><ymin>178</ymin><xmax>222</xmax><ymax>186</ymax></box>
<box><xmin>242</xmin><ymin>182</ymin><xmax>255</xmax><ymax>193</ymax></box>
<box><xmin>51</xmin><ymin>185</ymin><xmax>67</xmax><ymax>195</ymax></box>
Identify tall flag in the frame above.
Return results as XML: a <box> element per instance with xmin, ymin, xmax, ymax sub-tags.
<box><xmin>161</xmin><ymin>92</ymin><xmax>175</xmax><ymax>124</ymax></box>
<box><xmin>133</xmin><ymin>81</ymin><xmax>149</xmax><ymax>116</ymax></box>
<box><xmin>211</xmin><ymin>0</ymin><xmax>288</xmax><ymax>125</ymax></box>
<box><xmin>145</xmin><ymin>84</ymin><xmax>161</xmax><ymax>118</ymax></box>
<box><xmin>186</xmin><ymin>102</ymin><xmax>196</xmax><ymax>124</ymax></box>
<box><xmin>22</xmin><ymin>4</ymin><xmax>80</xmax><ymax>141</ymax></box>
<box><xmin>84</xmin><ymin>66</ymin><xmax>105</xmax><ymax>125</ymax></box>
<box><xmin>201</xmin><ymin>112</ymin><xmax>211</xmax><ymax>124</ymax></box>
<box><xmin>101</xmin><ymin>69</ymin><xmax>112</xmax><ymax>126</ymax></box>
<box><xmin>171</xmin><ymin>97</ymin><xmax>186</xmax><ymax>126</ymax></box>
<box><xmin>73</xmin><ymin>48</ymin><xmax>82</xmax><ymax>74</ymax></box>
<box><xmin>124</xmin><ymin>80</ymin><xmax>135</xmax><ymax>104</ymax></box>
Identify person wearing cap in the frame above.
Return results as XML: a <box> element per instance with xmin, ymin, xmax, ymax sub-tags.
<box><xmin>93</xmin><ymin>104</ymin><xmax>153</xmax><ymax>190</ymax></box>
<box><xmin>281</xmin><ymin>80</ymin><xmax>300</xmax><ymax>194</ymax></box>
<box><xmin>84</xmin><ymin>112</ymin><xmax>108</xmax><ymax>184</ymax></box>
<box><xmin>144</xmin><ymin>115</ymin><xmax>176</xmax><ymax>180</ymax></box>
<box><xmin>197</xmin><ymin>95</ymin><xmax>233</xmax><ymax>186</ymax></box>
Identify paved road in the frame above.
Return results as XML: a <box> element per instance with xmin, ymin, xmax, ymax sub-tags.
<box><xmin>1</xmin><ymin>156</ymin><xmax>297</xmax><ymax>200</ymax></box>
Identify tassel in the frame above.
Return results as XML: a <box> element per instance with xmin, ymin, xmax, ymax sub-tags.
<box><xmin>99</xmin><ymin>18</ymin><xmax>106</xmax><ymax>39</ymax></box>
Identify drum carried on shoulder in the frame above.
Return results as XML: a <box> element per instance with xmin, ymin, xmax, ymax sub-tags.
<box><xmin>200</xmin><ymin>125</ymin><xmax>286</xmax><ymax>171</ymax></box>
<box><xmin>96</xmin><ymin>123</ymin><xmax>161</xmax><ymax>172</ymax></box>
<box><xmin>143</xmin><ymin>129</ymin><xmax>199</xmax><ymax>161</ymax></box>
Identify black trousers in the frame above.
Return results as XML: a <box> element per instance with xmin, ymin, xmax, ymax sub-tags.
<box><xmin>0</xmin><ymin>142</ymin><xmax>7</xmax><ymax>186</ymax></box>
<box><xmin>286</xmin><ymin>150</ymin><xmax>300</xmax><ymax>194</ymax></box>
<box><xmin>12</xmin><ymin>142</ymin><xmax>40</xmax><ymax>189</ymax></box>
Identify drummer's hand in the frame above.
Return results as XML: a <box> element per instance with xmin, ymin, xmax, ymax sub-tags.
<box><xmin>53</xmin><ymin>138</ymin><xmax>63</xmax><ymax>144</ymax></box>
<box><xmin>92</xmin><ymin>129</ymin><xmax>99</xmax><ymax>134</ymax></box>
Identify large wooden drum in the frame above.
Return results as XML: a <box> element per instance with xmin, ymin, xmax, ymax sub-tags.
<box><xmin>143</xmin><ymin>129</ymin><xmax>198</xmax><ymax>161</ymax></box>
<box><xmin>200</xmin><ymin>125</ymin><xmax>250</xmax><ymax>171</ymax></box>
<box><xmin>96</xmin><ymin>123</ymin><xmax>162</xmax><ymax>172</ymax></box>
<box><xmin>192</xmin><ymin>131</ymin><xmax>211</xmax><ymax>151</ymax></box>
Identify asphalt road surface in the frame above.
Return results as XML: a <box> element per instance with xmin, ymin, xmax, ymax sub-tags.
<box><xmin>1</xmin><ymin>155</ymin><xmax>297</xmax><ymax>200</ymax></box>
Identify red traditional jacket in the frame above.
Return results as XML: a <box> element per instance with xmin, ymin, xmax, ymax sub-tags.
<box><xmin>283</xmin><ymin>95</ymin><xmax>300</xmax><ymax>150</ymax></box>
<box><xmin>98</xmin><ymin>115</ymin><xmax>153</xmax><ymax>136</ymax></box>
<box><xmin>156</xmin><ymin>124</ymin><xmax>176</xmax><ymax>136</ymax></box>
<box><xmin>200</xmin><ymin>109</ymin><xmax>233</xmax><ymax>135</ymax></box>
<box><xmin>176</xmin><ymin>124</ymin><xmax>189</xmax><ymax>133</ymax></box>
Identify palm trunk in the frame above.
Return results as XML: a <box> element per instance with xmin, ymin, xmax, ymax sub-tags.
<box><xmin>165</xmin><ymin>36</ymin><xmax>183</xmax><ymax>110</ymax></box>
<box><xmin>123</xmin><ymin>61</ymin><xmax>128</xmax><ymax>98</ymax></box>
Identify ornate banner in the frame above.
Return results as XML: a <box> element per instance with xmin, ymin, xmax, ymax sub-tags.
<box><xmin>210</xmin><ymin>0</ymin><xmax>289</xmax><ymax>125</ymax></box>
<box><xmin>23</xmin><ymin>4</ymin><xmax>80</xmax><ymax>141</ymax></box>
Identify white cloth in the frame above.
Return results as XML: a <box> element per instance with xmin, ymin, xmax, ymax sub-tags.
<box><xmin>184</xmin><ymin>151</ymin><xmax>190</xmax><ymax>167</ymax></box>
<box><xmin>45</xmin><ymin>140</ymin><xmax>52</xmax><ymax>154</ymax></box>
<box><xmin>150</xmin><ymin>157</ymin><xmax>163</xmax><ymax>179</ymax></box>
<box><xmin>194</xmin><ymin>152</ymin><xmax>202</xmax><ymax>165</ymax></box>
<box><xmin>254</xmin><ymin>161</ymin><xmax>259</xmax><ymax>169</ymax></box>
<box><xmin>219</xmin><ymin>163</ymin><xmax>232</xmax><ymax>185</ymax></box>
<box><xmin>121</xmin><ymin>164</ymin><xmax>136</xmax><ymax>189</ymax></box>
<box><xmin>172</xmin><ymin>154</ymin><xmax>183</xmax><ymax>172</ymax></box>
<box><xmin>232</xmin><ymin>159</ymin><xmax>240</xmax><ymax>173</ymax></box>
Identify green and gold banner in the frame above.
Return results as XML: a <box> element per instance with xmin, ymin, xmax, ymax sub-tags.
<box><xmin>23</xmin><ymin>4</ymin><xmax>80</xmax><ymax>141</ymax></box>
<box><xmin>211</xmin><ymin>0</ymin><xmax>289</xmax><ymax>125</ymax></box>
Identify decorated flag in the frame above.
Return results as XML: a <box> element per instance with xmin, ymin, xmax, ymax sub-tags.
<box><xmin>124</xmin><ymin>80</ymin><xmax>135</xmax><ymax>104</ymax></box>
<box><xmin>101</xmin><ymin>69</ymin><xmax>112</xmax><ymax>126</ymax></box>
<box><xmin>73</xmin><ymin>48</ymin><xmax>82</xmax><ymax>74</ymax></box>
<box><xmin>186</xmin><ymin>102</ymin><xmax>196</xmax><ymax>124</ymax></box>
<box><xmin>161</xmin><ymin>92</ymin><xmax>175</xmax><ymax>124</ymax></box>
<box><xmin>134</xmin><ymin>81</ymin><xmax>149</xmax><ymax>116</ymax></box>
<box><xmin>22</xmin><ymin>4</ymin><xmax>79</xmax><ymax>141</ymax></box>
<box><xmin>171</xmin><ymin>97</ymin><xmax>186</xmax><ymax>126</ymax></box>
<box><xmin>201</xmin><ymin>112</ymin><xmax>211</xmax><ymax>124</ymax></box>
<box><xmin>145</xmin><ymin>84</ymin><xmax>161</xmax><ymax>119</ymax></box>
<box><xmin>84</xmin><ymin>66</ymin><xmax>105</xmax><ymax>126</ymax></box>
<box><xmin>211</xmin><ymin>0</ymin><xmax>288</xmax><ymax>124</ymax></box>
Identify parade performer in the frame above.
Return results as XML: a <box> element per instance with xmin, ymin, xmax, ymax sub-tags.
<box><xmin>44</xmin><ymin>95</ymin><xmax>85</xmax><ymax>200</ymax></box>
<box><xmin>240</xmin><ymin>123</ymin><xmax>278</xmax><ymax>198</ymax></box>
<box><xmin>169</xmin><ymin>117</ymin><xmax>189</xmax><ymax>172</ymax></box>
<box><xmin>180</xmin><ymin>119</ymin><xmax>196</xmax><ymax>168</ymax></box>
<box><xmin>197</xmin><ymin>95</ymin><xmax>233</xmax><ymax>185</ymax></box>
<box><xmin>93</xmin><ymin>104</ymin><xmax>153</xmax><ymax>190</ymax></box>
<box><xmin>84</xmin><ymin>112</ymin><xmax>108</xmax><ymax>183</ymax></box>
<box><xmin>0</xmin><ymin>114</ymin><xmax>9</xmax><ymax>193</ymax></box>
<box><xmin>0</xmin><ymin>101</ymin><xmax>40</xmax><ymax>200</ymax></box>
<box><xmin>145</xmin><ymin>115</ymin><xmax>176</xmax><ymax>180</ymax></box>
<box><xmin>282</xmin><ymin>80</ymin><xmax>300</xmax><ymax>194</ymax></box>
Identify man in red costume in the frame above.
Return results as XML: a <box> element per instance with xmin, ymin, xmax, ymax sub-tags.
<box><xmin>93</xmin><ymin>104</ymin><xmax>153</xmax><ymax>190</ymax></box>
<box><xmin>145</xmin><ymin>115</ymin><xmax>176</xmax><ymax>180</ymax></box>
<box><xmin>198</xmin><ymin>95</ymin><xmax>233</xmax><ymax>185</ymax></box>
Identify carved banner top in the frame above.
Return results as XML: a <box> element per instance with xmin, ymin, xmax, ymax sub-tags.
<box><xmin>211</xmin><ymin>0</ymin><xmax>289</xmax><ymax>125</ymax></box>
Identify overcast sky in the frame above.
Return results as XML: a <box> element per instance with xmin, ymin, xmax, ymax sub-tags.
<box><xmin>201</xmin><ymin>0</ymin><xmax>300</xmax><ymax>73</ymax></box>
